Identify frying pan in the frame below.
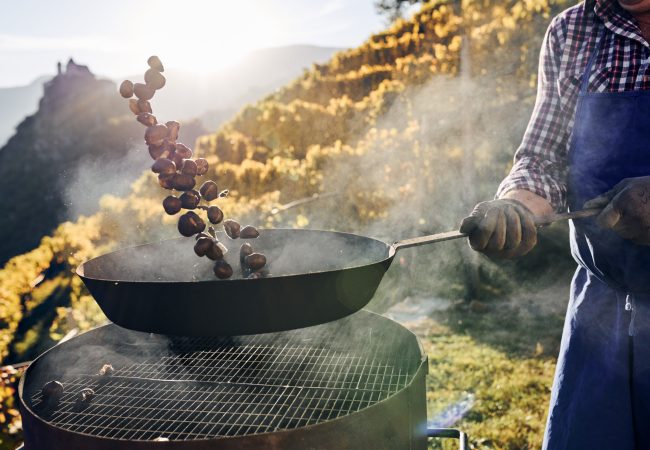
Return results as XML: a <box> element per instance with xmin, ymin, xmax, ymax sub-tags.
<box><xmin>77</xmin><ymin>208</ymin><xmax>599</xmax><ymax>336</ymax></box>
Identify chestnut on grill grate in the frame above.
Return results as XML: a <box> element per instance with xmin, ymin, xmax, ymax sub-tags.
<box><xmin>78</xmin><ymin>388</ymin><xmax>95</xmax><ymax>402</ymax></box>
<box><xmin>98</xmin><ymin>364</ymin><xmax>114</xmax><ymax>376</ymax></box>
<box><xmin>41</xmin><ymin>380</ymin><xmax>64</xmax><ymax>400</ymax></box>
<box><xmin>120</xmin><ymin>56</ymin><xmax>266</xmax><ymax>279</ymax></box>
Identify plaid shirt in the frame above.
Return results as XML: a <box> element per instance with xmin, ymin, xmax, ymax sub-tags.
<box><xmin>496</xmin><ymin>0</ymin><xmax>650</xmax><ymax>212</ymax></box>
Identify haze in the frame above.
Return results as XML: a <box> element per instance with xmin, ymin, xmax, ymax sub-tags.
<box><xmin>0</xmin><ymin>0</ymin><xmax>387</xmax><ymax>88</ymax></box>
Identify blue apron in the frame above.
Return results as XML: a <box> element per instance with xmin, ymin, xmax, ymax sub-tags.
<box><xmin>543</xmin><ymin>24</ymin><xmax>650</xmax><ymax>449</ymax></box>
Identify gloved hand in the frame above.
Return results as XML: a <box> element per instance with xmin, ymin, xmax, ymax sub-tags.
<box><xmin>584</xmin><ymin>176</ymin><xmax>650</xmax><ymax>245</ymax></box>
<box><xmin>459</xmin><ymin>199</ymin><xmax>538</xmax><ymax>258</ymax></box>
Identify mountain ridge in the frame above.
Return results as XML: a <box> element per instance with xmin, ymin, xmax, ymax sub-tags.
<box><xmin>0</xmin><ymin>59</ymin><xmax>144</xmax><ymax>266</ymax></box>
<box><xmin>0</xmin><ymin>76</ymin><xmax>48</xmax><ymax>148</ymax></box>
<box><xmin>0</xmin><ymin>45</ymin><xmax>342</xmax><ymax>149</ymax></box>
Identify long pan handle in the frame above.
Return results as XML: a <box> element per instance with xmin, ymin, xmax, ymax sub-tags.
<box><xmin>392</xmin><ymin>207</ymin><xmax>601</xmax><ymax>251</ymax></box>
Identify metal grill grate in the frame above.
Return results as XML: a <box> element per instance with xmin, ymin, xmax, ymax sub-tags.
<box><xmin>29</xmin><ymin>331</ymin><xmax>419</xmax><ymax>441</ymax></box>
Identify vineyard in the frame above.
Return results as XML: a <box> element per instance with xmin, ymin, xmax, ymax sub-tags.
<box><xmin>0</xmin><ymin>0</ymin><xmax>576</xmax><ymax>448</ymax></box>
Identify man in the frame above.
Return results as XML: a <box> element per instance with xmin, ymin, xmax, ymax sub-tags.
<box><xmin>459</xmin><ymin>0</ymin><xmax>650</xmax><ymax>448</ymax></box>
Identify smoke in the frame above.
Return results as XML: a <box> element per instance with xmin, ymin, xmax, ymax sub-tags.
<box><xmin>353</xmin><ymin>76</ymin><xmax>521</xmax><ymax>238</ymax></box>
<box><xmin>80</xmin><ymin>229</ymin><xmax>389</xmax><ymax>282</ymax></box>
<box><xmin>259</xmin><ymin>75</ymin><xmax>530</xmax><ymax>307</ymax></box>
<box><xmin>254</xmin><ymin>71</ymin><xmax>576</xmax><ymax>313</ymax></box>
<box><xmin>66</xmin><ymin>72</ymin><xmax>568</xmax><ymax>320</ymax></box>
<box><xmin>25</xmin><ymin>312</ymin><xmax>424</xmax><ymax>440</ymax></box>
<box><xmin>68</xmin><ymin>64</ymin><xmax>569</xmax><ymax>336</ymax></box>
<box><xmin>62</xmin><ymin>143</ymin><xmax>150</xmax><ymax>220</ymax></box>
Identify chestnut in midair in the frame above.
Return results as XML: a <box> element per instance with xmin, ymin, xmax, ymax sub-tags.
<box><xmin>213</xmin><ymin>260</ymin><xmax>233</xmax><ymax>279</ymax></box>
<box><xmin>245</xmin><ymin>253</ymin><xmax>267</xmax><ymax>271</ymax></box>
<box><xmin>240</xmin><ymin>225</ymin><xmax>260</xmax><ymax>239</ymax></box>
<box><xmin>223</xmin><ymin>219</ymin><xmax>241</xmax><ymax>239</ymax></box>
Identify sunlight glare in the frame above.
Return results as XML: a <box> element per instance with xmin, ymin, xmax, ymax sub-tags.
<box><xmin>129</xmin><ymin>0</ymin><xmax>277</xmax><ymax>74</ymax></box>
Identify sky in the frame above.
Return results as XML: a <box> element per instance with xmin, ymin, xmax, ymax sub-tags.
<box><xmin>0</xmin><ymin>0</ymin><xmax>390</xmax><ymax>87</ymax></box>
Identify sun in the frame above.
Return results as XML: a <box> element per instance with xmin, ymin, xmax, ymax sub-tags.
<box><xmin>128</xmin><ymin>0</ymin><xmax>278</xmax><ymax>74</ymax></box>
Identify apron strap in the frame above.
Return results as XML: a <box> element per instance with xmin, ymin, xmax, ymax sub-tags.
<box><xmin>580</xmin><ymin>23</ymin><xmax>607</xmax><ymax>95</ymax></box>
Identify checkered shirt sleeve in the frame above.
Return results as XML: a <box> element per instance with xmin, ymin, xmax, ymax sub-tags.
<box><xmin>496</xmin><ymin>16</ymin><xmax>571</xmax><ymax>212</ymax></box>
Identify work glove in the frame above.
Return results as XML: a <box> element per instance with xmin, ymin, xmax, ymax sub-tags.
<box><xmin>584</xmin><ymin>176</ymin><xmax>650</xmax><ymax>245</ymax></box>
<box><xmin>459</xmin><ymin>199</ymin><xmax>537</xmax><ymax>258</ymax></box>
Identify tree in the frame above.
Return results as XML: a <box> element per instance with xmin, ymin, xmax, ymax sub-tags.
<box><xmin>374</xmin><ymin>0</ymin><xmax>428</xmax><ymax>22</ymax></box>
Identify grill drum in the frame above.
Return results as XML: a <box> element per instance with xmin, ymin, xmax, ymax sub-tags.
<box><xmin>20</xmin><ymin>311</ymin><xmax>428</xmax><ymax>450</ymax></box>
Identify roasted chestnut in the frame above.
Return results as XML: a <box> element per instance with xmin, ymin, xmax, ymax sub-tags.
<box><xmin>137</xmin><ymin>112</ymin><xmax>157</xmax><ymax>127</ymax></box>
<box><xmin>172</xmin><ymin>173</ymin><xmax>196</xmax><ymax>191</ymax></box>
<box><xmin>180</xmin><ymin>190</ymin><xmax>201</xmax><ymax>209</ymax></box>
<box><xmin>166</xmin><ymin>121</ymin><xmax>180</xmax><ymax>141</ymax></box>
<box><xmin>240</xmin><ymin>225</ymin><xmax>260</xmax><ymax>239</ymax></box>
<box><xmin>205</xmin><ymin>240</ymin><xmax>224</xmax><ymax>260</ymax></box>
<box><xmin>137</xmin><ymin>99</ymin><xmax>152</xmax><ymax>114</ymax></box>
<box><xmin>181</xmin><ymin>159</ymin><xmax>198</xmax><ymax>176</ymax></box>
<box><xmin>207</xmin><ymin>205</ymin><xmax>224</xmax><ymax>224</ymax></box>
<box><xmin>119</xmin><ymin>80</ymin><xmax>134</xmax><ymax>98</ymax></box>
<box><xmin>147</xmin><ymin>55</ymin><xmax>164</xmax><ymax>72</ymax></box>
<box><xmin>213</xmin><ymin>260</ymin><xmax>233</xmax><ymax>279</ymax></box>
<box><xmin>178</xmin><ymin>211</ymin><xmax>205</xmax><ymax>237</ymax></box>
<box><xmin>245</xmin><ymin>253</ymin><xmax>267</xmax><ymax>271</ymax></box>
<box><xmin>223</xmin><ymin>219</ymin><xmax>241</xmax><ymax>239</ymax></box>
<box><xmin>99</xmin><ymin>364</ymin><xmax>114</xmax><ymax>376</ymax></box>
<box><xmin>194</xmin><ymin>237</ymin><xmax>213</xmax><ymax>257</ymax></box>
<box><xmin>174</xmin><ymin>143</ymin><xmax>193</xmax><ymax>159</ymax></box>
<box><xmin>151</xmin><ymin>158</ymin><xmax>175</xmax><ymax>174</ymax></box>
<box><xmin>200</xmin><ymin>181</ymin><xmax>219</xmax><ymax>201</ymax></box>
<box><xmin>195</xmin><ymin>158</ymin><xmax>209</xmax><ymax>175</ymax></box>
<box><xmin>78</xmin><ymin>388</ymin><xmax>95</xmax><ymax>402</ymax></box>
<box><xmin>144</xmin><ymin>124</ymin><xmax>168</xmax><ymax>146</ymax></box>
<box><xmin>162</xmin><ymin>195</ymin><xmax>182</xmax><ymax>215</ymax></box>
<box><xmin>158</xmin><ymin>173</ymin><xmax>175</xmax><ymax>190</ymax></box>
<box><xmin>240</xmin><ymin>242</ymin><xmax>253</xmax><ymax>264</ymax></box>
<box><xmin>144</xmin><ymin>68</ymin><xmax>166</xmax><ymax>90</ymax></box>
<box><xmin>128</xmin><ymin>99</ymin><xmax>140</xmax><ymax>115</ymax></box>
<box><xmin>134</xmin><ymin>83</ymin><xmax>155</xmax><ymax>101</ymax></box>
<box><xmin>42</xmin><ymin>380</ymin><xmax>64</xmax><ymax>399</ymax></box>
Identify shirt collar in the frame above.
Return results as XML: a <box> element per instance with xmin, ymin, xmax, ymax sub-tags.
<box><xmin>590</xmin><ymin>0</ymin><xmax>648</xmax><ymax>48</ymax></box>
<box><xmin>584</xmin><ymin>0</ymin><xmax>596</xmax><ymax>13</ymax></box>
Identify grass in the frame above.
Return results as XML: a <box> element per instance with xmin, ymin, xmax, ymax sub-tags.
<box><xmin>421</xmin><ymin>317</ymin><xmax>557</xmax><ymax>449</ymax></box>
<box><xmin>414</xmin><ymin>279</ymin><xmax>569</xmax><ymax>450</ymax></box>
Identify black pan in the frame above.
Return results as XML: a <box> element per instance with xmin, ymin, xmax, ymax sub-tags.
<box><xmin>76</xmin><ymin>209</ymin><xmax>599</xmax><ymax>336</ymax></box>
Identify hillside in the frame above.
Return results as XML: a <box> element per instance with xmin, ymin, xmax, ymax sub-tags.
<box><xmin>0</xmin><ymin>60</ymin><xmax>209</xmax><ymax>266</ymax></box>
<box><xmin>147</xmin><ymin>45</ymin><xmax>341</xmax><ymax>128</ymax></box>
<box><xmin>0</xmin><ymin>0</ymin><xmax>575</xmax><ymax>448</ymax></box>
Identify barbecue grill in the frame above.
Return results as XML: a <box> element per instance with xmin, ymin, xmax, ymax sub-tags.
<box><xmin>18</xmin><ymin>310</ymin><xmax>467</xmax><ymax>449</ymax></box>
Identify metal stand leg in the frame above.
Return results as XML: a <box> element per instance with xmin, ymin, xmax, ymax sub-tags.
<box><xmin>427</xmin><ymin>427</ymin><xmax>469</xmax><ymax>450</ymax></box>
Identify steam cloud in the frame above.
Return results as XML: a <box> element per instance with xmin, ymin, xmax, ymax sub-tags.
<box><xmin>81</xmin><ymin>229</ymin><xmax>389</xmax><ymax>282</ymax></box>
<box><xmin>266</xmin><ymin>74</ymin><xmax>559</xmax><ymax>308</ymax></box>
<box><xmin>63</xmin><ymin>144</ymin><xmax>150</xmax><ymax>220</ymax></box>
